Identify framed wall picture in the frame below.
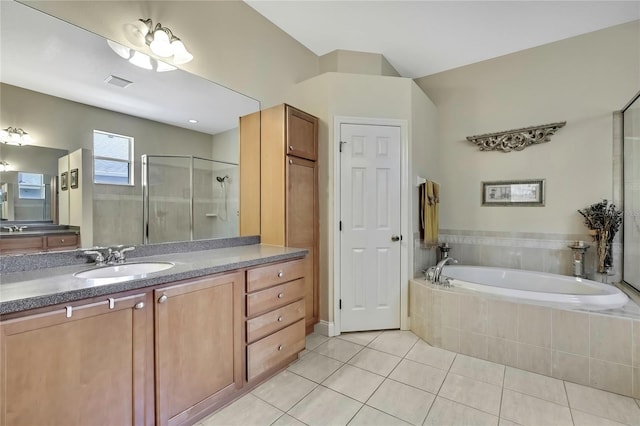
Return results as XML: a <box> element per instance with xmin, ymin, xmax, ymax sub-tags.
<box><xmin>482</xmin><ymin>179</ymin><xmax>545</xmax><ymax>206</ymax></box>
<box><xmin>70</xmin><ymin>168</ymin><xmax>79</xmax><ymax>189</ymax></box>
<box><xmin>61</xmin><ymin>172</ymin><xmax>68</xmax><ymax>191</ymax></box>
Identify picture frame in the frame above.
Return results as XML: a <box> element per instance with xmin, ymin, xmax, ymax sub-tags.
<box><xmin>70</xmin><ymin>168</ymin><xmax>79</xmax><ymax>189</ymax></box>
<box><xmin>482</xmin><ymin>179</ymin><xmax>545</xmax><ymax>206</ymax></box>
<box><xmin>60</xmin><ymin>171</ymin><xmax>68</xmax><ymax>191</ymax></box>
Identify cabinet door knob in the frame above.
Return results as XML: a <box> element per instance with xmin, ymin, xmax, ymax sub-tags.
<box><xmin>277</xmin><ymin>316</ymin><xmax>284</xmax><ymax>322</ymax></box>
<box><xmin>289</xmin><ymin>145</ymin><xmax>293</xmax><ymax>150</ymax></box>
<box><xmin>278</xmin><ymin>344</ymin><xmax>284</xmax><ymax>351</ymax></box>
<box><xmin>158</xmin><ymin>294</ymin><xmax>168</xmax><ymax>304</ymax></box>
<box><xmin>60</xmin><ymin>239</ymin><xmax>65</xmax><ymax>243</ymax></box>
<box><xmin>277</xmin><ymin>293</ymin><xmax>284</xmax><ymax>299</ymax></box>
<box><xmin>277</xmin><ymin>271</ymin><xmax>284</xmax><ymax>278</ymax></box>
<box><xmin>289</xmin><ymin>159</ymin><xmax>293</xmax><ymax>165</ymax></box>
<box><xmin>134</xmin><ymin>302</ymin><xmax>145</xmax><ymax>310</ymax></box>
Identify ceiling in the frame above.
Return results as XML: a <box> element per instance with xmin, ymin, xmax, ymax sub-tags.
<box><xmin>1</xmin><ymin>1</ymin><xmax>259</xmax><ymax>136</ymax></box>
<box><xmin>245</xmin><ymin>1</ymin><xmax>640</xmax><ymax>78</ymax></box>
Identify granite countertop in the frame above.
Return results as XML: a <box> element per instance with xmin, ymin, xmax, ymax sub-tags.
<box><xmin>0</xmin><ymin>244</ymin><xmax>307</xmax><ymax>315</ymax></box>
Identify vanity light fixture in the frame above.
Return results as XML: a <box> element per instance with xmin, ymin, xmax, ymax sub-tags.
<box><xmin>106</xmin><ymin>39</ymin><xmax>177</xmax><ymax>73</ymax></box>
<box><xmin>128</xmin><ymin>18</ymin><xmax>193</xmax><ymax>65</ymax></box>
<box><xmin>0</xmin><ymin>161</ymin><xmax>9</xmax><ymax>172</ymax></box>
<box><xmin>0</xmin><ymin>127</ymin><xmax>33</xmax><ymax>146</ymax></box>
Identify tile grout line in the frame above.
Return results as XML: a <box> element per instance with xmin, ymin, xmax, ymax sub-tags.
<box><xmin>563</xmin><ymin>380</ymin><xmax>576</xmax><ymax>426</ymax></box>
<box><xmin>423</xmin><ymin>350</ymin><xmax>458</xmax><ymax>423</ymax></box>
<box><xmin>497</xmin><ymin>363</ymin><xmax>506</xmax><ymax>423</ymax></box>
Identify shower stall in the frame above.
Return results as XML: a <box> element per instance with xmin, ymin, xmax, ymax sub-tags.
<box><xmin>622</xmin><ymin>91</ymin><xmax>640</xmax><ymax>291</ymax></box>
<box><xmin>142</xmin><ymin>155</ymin><xmax>239</xmax><ymax>244</ymax></box>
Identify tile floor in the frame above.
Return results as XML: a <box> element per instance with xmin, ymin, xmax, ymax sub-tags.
<box><xmin>199</xmin><ymin>330</ymin><xmax>640</xmax><ymax>426</ymax></box>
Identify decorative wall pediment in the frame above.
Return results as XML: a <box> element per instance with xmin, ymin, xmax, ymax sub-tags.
<box><xmin>466</xmin><ymin>121</ymin><xmax>566</xmax><ymax>152</ymax></box>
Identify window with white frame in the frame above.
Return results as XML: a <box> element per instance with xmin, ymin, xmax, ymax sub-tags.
<box><xmin>93</xmin><ymin>130</ymin><xmax>134</xmax><ymax>185</ymax></box>
<box><xmin>18</xmin><ymin>172</ymin><xmax>45</xmax><ymax>199</ymax></box>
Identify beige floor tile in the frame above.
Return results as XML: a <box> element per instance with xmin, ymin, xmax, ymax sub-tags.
<box><xmin>323</xmin><ymin>364</ymin><xmax>385</xmax><ymax>403</ymax></box>
<box><xmin>404</xmin><ymin>339</ymin><xmax>456</xmax><ymax>371</ymax></box>
<box><xmin>498</xmin><ymin>419</ymin><xmax>522</xmax><ymax>426</ymax></box>
<box><xmin>424</xmin><ymin>397</ymin><xmax>498</xmax><ymax>426</ymax></box>
<box><xmin>565</xmin><ymin>382</ymin><xmax>640</xmax><ymax>425</ymax></box>
<box><xmin>500</xmin><ymin>389</ymin><xmax>572</xmax><ymax>426</ymax></box>
<box><xmin>450</xmin><ymin>354</ymin><xmax>505</xmax><ymax>386</ymax></box>
<box><xmin>251</xmin><ymin>370</ymin><xmax>317</xmax><ymax>411</ymax></box>
<box><xmin>200</xmin><ymin>394</ymin><xmax>283</xmax><ymax>426</ymax></box>
<box><xmin>366</xmin><ymin>379</ymin><xmax>435</xmax><ymax>425</ymax></box>
<box><xmin>287</xmin><ymin>352</ymin><xmax>343</xmax><ymax>383</ymax></box>
<box><xmin>305</xmin><ymin>332</ymin><xmax>330</xmax><ymax>350</ymax></box>
<box><xmin>368</xmin><ymin>330</ymin><xmax>419</xmax><ymax>357</ymax></box>
<box><xmin>571</xmin><ymin>409</ymin><xmax>630</xmax><ymax>426</ymax></box>
<box><xmin>503</xmin><ymin>367</ymin><xmax>568</xmax><ymax>406</ymax></box>
<box><xmin>313</xmin><ymin>338</ymin><xmax>364</xmax><ymax>362</ymax></box>
<box><xmin>438</xmin><ymin>373</ymin><xmax>502</xmax><ymax>416</ymax></box>
<box><xmin>348</xmin><ymin>347</ymin><xmax>402</xmax><ymax>376</ymax></box>
<box><xmin>271</xmin><ymin>414</ymin><xmax>306</xmax><ymax>426</ymax></box>
<box><xmin>388</xmin><ymin>359</ymin><xmax>447</xmax><ymax>394</ymax></box>
<box><xmin>289</xmin><ymin>386</ymin><xmax>362</xmax><ymax>426</ymax></box>
<box><xmin>347</xmin><ymin>405</ymin><xmax>412</xmax><ymax>426</ymax></box>
<box><xmin>337</xmin><ymin>331</ymin><xmax>383</xmax><ymax>346</ymax></box>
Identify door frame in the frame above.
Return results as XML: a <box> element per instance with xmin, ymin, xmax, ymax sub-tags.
<box><xmin>333</xmin><ymin>116</ymin><xmax>410</xmax><ymax>336</ymax></box>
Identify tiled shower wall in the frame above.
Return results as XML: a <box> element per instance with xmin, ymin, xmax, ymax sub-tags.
<box><xmin>414</xmin><ymin>230</ymin><xmax>622</xmax><ymax>283</ymax></box>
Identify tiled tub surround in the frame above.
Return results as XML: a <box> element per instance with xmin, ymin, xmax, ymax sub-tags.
<box><xmin>409</xmin><ymin>278</ymin><xmax>640</xmax><ymax>399</ymax></box>
<box><xmin>414</xmin><ymin>230</ymin><xmax>623</xmax><ymax>283</ymax></box>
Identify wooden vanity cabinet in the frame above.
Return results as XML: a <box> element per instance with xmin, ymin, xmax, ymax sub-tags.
<box><xmin>245</xmin><ymin>259</ymin><xmax>306</xmax><ymax>383</ymax></box>
<box><xmin>240</xmin><ymin>104</ymin><xmax>320</xmax><ymax>334</ymax></box>
<box><xmin>0</xmin><ymin>293</ymin><xmax>148</xmax><ymax>426</ymax></box>
<box><xmin>0</xmin><ymin>232</ymin><xmax>80</xmax><ymax>254</ymax></box>
<box><xmin>154</xmin><ymin>271</ymin><xmax>244</xmax><ymax>426</ymax></box>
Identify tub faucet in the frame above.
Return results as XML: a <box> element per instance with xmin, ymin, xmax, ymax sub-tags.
<box><xmin>432</xmin><ymin>257</ymin><xmax>458</xmax><ymax>284</ymax></box>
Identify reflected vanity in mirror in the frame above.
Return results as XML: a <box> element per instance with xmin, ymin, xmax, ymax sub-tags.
<box><xmin>0</xmin><ymin>1</ymin><xmax>259</xmax><ymax>252</ymax></box>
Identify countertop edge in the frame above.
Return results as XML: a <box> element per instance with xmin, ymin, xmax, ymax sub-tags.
<box><xmin>1</xmin><ymin>248</ymin><xmax>307</xmax><ymax>316</ymax></box>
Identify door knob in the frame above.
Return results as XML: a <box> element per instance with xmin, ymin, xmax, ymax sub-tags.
<box><xmin>391</xmin><ymin>235</ymin><xmax>401</xmax><ymax>242</ymax></box>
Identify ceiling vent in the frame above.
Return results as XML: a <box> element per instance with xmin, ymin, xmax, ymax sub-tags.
<box><xmin>104</xmin><ymin>75</ymin><xmax>133</xmax><ymax>88</ymax></box>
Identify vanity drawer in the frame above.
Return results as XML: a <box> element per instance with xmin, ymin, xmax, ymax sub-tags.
<box><xmin>45</xmin><ymin>234</ymin><xmax>78</xmax><ymax>249</ymax></box>
<box><xmin>246</xmin><ymin>279</ymin><xmax>304</xmax><ymax>317</ymax></box>
<box><xmin>246</xmin><ymin>299</ymin><xmax>305</xmax><ymax>343</ymax></box>
<box><xmin>246</xmin><ymin>258</ymin><xmax>305</xmax><ymax>293</ymax></box>
<box><xmin>0</xmin><ymin>236</ymin><xmax>43</xmax><ymax>253</ymax></box>
<box><xmin>247</xmin><ymin>319</ymin><xmax>305</xmax><ymax>381</ymax></box>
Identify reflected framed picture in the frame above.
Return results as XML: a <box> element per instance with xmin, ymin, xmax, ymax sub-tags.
<box><xmin>61</xmin><ymin>172</ymin><xmax>68</xmax><ymax>191</ymax></box>
<box><xmin>482</xmin><ymin>179</ymin><xmax>545</xmax><ymax>206</ymax></box>
<box><xmin>70</xmin><ymin>168</ymin><xmax>78</xmax><ymax>189</ymax></box>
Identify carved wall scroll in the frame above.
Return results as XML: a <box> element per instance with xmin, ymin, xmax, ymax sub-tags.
<box><xmin>466</xmin><ymin>121</ymin><xmax>566</xmax><ymax>152</ymax></box>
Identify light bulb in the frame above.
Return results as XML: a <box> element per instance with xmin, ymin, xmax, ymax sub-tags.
<box><xmin>0</xmin><ymin>129</ymin><xmax>8</xmax><ymax>141</ymax></box>
<box><xmin>171</xmin><ymin>39</ymin><xmax>193</xmax><ymax>64</ymax></box>
<box><xmin>150</xmin><ymin>29</ymin><xmax>172</xmax><ymax>57</ymax></box>
<box><xmin>10</xmin><ymin>132</ymin><xmax>20</xmax><ymax>143</ymax></box>
<box><xmin>106</xmin><ymin>40</ymin><xmax>131</xmax><ymax>59</ymax></box>
<box><xmin>21</xmin><ymin>133</ymin><xmax>33</xmax><ymax>145</ymax></box>
<box><xmin>129</xmin><ymin>51</ymin><xmax>153</xmax><ymax>70</ymax></box>
<box><xmin>155</xmin><ymin>60</ymin><xmax>177</xmax><ymax>72</ymax></box>
<box><xmin>124</xmin><ymin>19</ymin><xmax>151</xmax><ymax>47</ymax></box>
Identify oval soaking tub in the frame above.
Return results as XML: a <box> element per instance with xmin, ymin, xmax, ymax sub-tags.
<box><xmin>438</xmin><ymin>265</ymin><xmax>629</xmax><ymax>311</ymax></box>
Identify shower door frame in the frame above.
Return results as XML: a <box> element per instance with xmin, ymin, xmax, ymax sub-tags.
<box><xmin>621</xmin><ymin>90</ymin><xmax>640</xmax><ymax>291</ymax></box>
<box><xmin>141</xmin><ymin>154</ymin><xmax>239</xmax><ymax>244</ymax></box>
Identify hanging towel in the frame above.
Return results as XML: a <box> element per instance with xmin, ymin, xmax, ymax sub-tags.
<box><xmin>419</xmin><ymin>180</ymin><xmax>439</xmax><ymax>247</ymax></box>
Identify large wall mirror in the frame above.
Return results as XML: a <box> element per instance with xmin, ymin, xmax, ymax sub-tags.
<box><xmin>0</xmin><ymin>1</ymin><xmax>259</xmax><ymax>248</ymax></box>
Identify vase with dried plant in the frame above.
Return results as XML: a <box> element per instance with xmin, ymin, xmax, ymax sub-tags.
<box><xmin>578</xmin><ymin>200</ymin><xmax>623</xmax><ymax>274</ymax></box>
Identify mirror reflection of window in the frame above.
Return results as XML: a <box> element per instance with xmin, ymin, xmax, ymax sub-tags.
<box><xmin>93</xmin><ymin>130</ymin><xmax>134</xmax><ymax>185</ymax></box>
<box><xmin>18</xmin><ymin>172</ymin><xmax>45</xmax><ymax>199</ymax></box>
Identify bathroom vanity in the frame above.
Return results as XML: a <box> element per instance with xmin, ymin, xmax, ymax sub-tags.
<box><xmin>0</xmin><ymin>226</ymin><xmax>80</xmax><ymax>254</ymax></box>
<box><xmin>0</xmin><ymin>241</ymin><xmax>307</xmax><ymax>426</ymax></box>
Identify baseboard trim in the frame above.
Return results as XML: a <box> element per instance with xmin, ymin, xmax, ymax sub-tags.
<box><xmin>313</xmin><ymin>320</ymin><xmax>336</xmax><ymax>337</ymax></box>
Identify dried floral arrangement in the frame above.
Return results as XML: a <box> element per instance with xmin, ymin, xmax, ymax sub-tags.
<box><xmin>578</xmin><ymin>199</ymin><xmax>623</xmax><ymax>273</ymax></box>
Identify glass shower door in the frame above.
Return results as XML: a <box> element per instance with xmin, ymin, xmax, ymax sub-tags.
<box><xmin>623</xmin><ymin>93</ymin><xmax>640</xmax><ymax>290</ymax></box>
<box><xmin>143</xmin><ymin>155</ymin><xmax>192</xmax><ymax>244</ymax></box>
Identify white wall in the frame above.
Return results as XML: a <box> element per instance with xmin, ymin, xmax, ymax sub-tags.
<box><xmin>416</xmin><ymin>21</ymin><xmax>640</xmax><ymax>235</ymax></box>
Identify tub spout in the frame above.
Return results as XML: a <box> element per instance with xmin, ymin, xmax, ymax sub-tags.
<box><xmin>432</xmin><ymin>257</ymin><xmax>458</xmax><ymax>284</ymax></box>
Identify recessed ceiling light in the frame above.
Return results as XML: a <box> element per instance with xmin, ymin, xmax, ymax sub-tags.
<box><xmin>188</xmin><ymin>119</ymin><xmax>198</xmax><ymax>124</ymax></box>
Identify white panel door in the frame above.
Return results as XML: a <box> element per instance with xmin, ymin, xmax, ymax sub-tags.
<box><xmin>340</xmin><ymin>123</ymin><xmax>401</xmax><ymax>331</ymax></box>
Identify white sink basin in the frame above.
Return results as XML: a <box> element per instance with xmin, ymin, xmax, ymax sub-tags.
<box><xmin>74</xmin><ymin>262</ymin><xmax>175</xmax><ymax>284</ymax></box>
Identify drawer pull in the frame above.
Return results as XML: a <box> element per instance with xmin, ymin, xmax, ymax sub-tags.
<box><xmin>60</xmin><ymin>239</ymin><xmax>65</xmax><ymax>243</ymax></box>
<box><xmin>134</xmin><ymin>302</ymin><xmax>145</xmax><ymax>310</ymax></box>
<box><xmin>277</xmin><ymin>316</ymin><xmax>284</xmax><ymax>322</ymax></box>
<box><xmin>278</xmin><ymin>344</ymin><xmax>284</xmax><ymax>351</ymax></box>
<box><xmin>277</xmin><ymin>271</ymin><xmax>284</xmax><ymax>278</ymax></box>
<box><xmin>277</xmin><ymin>293</ymin><xmax>284</xmax><ymax>299</ymax></box>
<box><xmin>158</xmin><ymin>294</ymin><xmax>168</xmax><ymax>304</ymax></box>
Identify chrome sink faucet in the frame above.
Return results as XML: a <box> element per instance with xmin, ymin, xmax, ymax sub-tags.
<box><xmin>432</xmin><ymin>257</ymin><xmax>458</xmax><ymax>285</ymax></box>
<box><xmin>84</xmin><ymin>246</ymin><xmax>135</xmax><ymax>266</ymax></box>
